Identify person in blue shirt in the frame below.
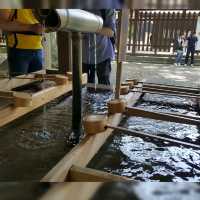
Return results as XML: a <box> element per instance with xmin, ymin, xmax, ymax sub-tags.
<box><xmin>82</xmin><ymin>9</ymin><xmax>116</xmax><ymax>86</ymax></box>
<box><xmin>185</xmin><ymin>31</ymin><xmax>198</xmax><ymax>67</ymax></box>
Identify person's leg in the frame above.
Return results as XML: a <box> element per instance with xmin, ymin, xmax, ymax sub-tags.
<box><xmin>185</xmin><ymin>49</ymin><xmax>190</xmax><ymax>65</ymax></box>
<box><xmin>82</xmin><ymin>63</ymin><xmax>95</xmax><ymax>84</ymax></box>
<box><xmin>176</xmin><ymin>51</ymin><xmax>182</xmax><ymax>64</ymax></box>
<box><xmin>29</xmin><ymin>50</ymin><xmax>43</xmax><ymax>73</ymax></box>
<box><xmin>175</xmin><ymin>51</ymin><xmax>179</xmax><ymax>64</ymax></box>
<box><xmin>191</xmin><ymin>49</ymin><xmax>195</xmax><ymax>65</ymax></box>
<box><xmin>89</xmin><ymin>64</ymin><xmax>96</xmax><ymax>84</ymax></box>
<box><xmin>96</xmin><ymin>59</ymin><xmax>112</xmax><ymax>85</ymax></box>
<box><xmin>179</xmin><ymin>51</ymin><xmax>184</xmax><ymax>65</ymax></box>
<box><xmin>8</xmin><ymin>48</ymin><xmax>30</xmax><ymax>77</ymax></box>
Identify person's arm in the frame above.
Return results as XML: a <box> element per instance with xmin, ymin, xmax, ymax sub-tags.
<box><xmin>0</xmin><ymin>10</ymin><xmax>44</xmax><ymax>34</ymax></box>
<box><xmin>96</xmin><ymin>10</ymin><xmax>116</xmax><ymax>37</ymax></box>
<box><xmin>97</xmin><ymin>27</ymin><xmax>114</xmax><ymax>37</ymax></box>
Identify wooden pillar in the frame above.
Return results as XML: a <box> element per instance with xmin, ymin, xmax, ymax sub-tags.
<box><xmin>132</xmin><ymin>10</ymin><xmax>139</xmax><ymax>55</ymax></box>
<box><xmin>72</xmin><ymin>32</ymin><xmax>83</xmax><ymax>141</ymax></box>
<box><xmin>115</xmin><ymin>9</ymin><xmax>130</xmax><ymax>99</ymax></box>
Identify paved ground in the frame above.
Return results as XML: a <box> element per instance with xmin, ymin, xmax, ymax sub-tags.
<box><xmin>0</xmin><ymin>54</ymin><xmax>8</xmax><ymax>74</ymax></box>
<box><xmin>1</xmin><ymin>56</ymin><xmax>200</xmax><ymax>88</ymax></box>
<box><xmin>111</xmin><ymin>61</ymin><xmax>200</xmax><ymax>88</ymax></box>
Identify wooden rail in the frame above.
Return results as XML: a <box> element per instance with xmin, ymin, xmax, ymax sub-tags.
<box><xmin>108</xmin><ymin>125</ymin><xmax>200</xmax><ymax>150</ymax></box>
<box><xmin>68</xmin><ymin>165</ymin><xmax>130</xmax><ymax>182</ymax></box>
<box><xmin>126</xmin><ymin>107</ymin><xmax>200</xmax><ymax>126</ymax></box>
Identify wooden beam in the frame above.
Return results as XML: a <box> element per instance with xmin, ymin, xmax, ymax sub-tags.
<box><xmin>0</xmin><ymin>70</ymin><xmax>46</xmax><ymax>90</ymax></box>
<box><xmin>126</xmin><ymin>107</ymin><xmax>200</xmax><ymax>126</ymax></box>
<box><xmin>0</xmin><ymin>90</ymin><xmax>14</xmax><ymax>98</ymax></box>
<box><xmin>140</xmin><ymin>90</ymin><xmax>200</xmax><ymax>99</ymax></box>
<box><xmin>115</xmin><ymin>9</ymin><xmax>130</xmax><ymax>99</ymax></box>
<box><xmin>163</xmin><ymin>112</ymin><xmax>200</xmax><ymax>121</ymax></box>
<box><xmin>140</xmin><ymin>83</ymin><xmax>199</xmax><ymax>94</ymax></box>
<box><xmin>108</xmin><ymin>125</ymin><xmax>200</xmax><ymax>150</ymax></box>
<box><xmin>68</xmin><ymin>165</ymin><xmax>130</xmax><ymax>182</ymax></box>
<box><xmin>41</xmin><ymin>92</ymin><xmax>142</xmax><ymax>182</ymax></box>
<box><xmin>141</xmin><ymin>87</ymin><xmax>200</xmax><ymax>98</ymax></box>
<box><xmin>40</xmin><ymin>183</ymin><xmax>102</xmax><ymax>200</ymax></box>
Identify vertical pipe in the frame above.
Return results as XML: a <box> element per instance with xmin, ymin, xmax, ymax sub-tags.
<box><xmin>57</xmin><ymin>31</ymin><xmax>71</xmax><ymax>74</ymax></box>
<box><xmin>68</xmin><ymin>32</ymin><xmax>73</xmax><ymax>72</ymax></box>
<box><xmin>115</xmin><ymin>61</ymin><xmax>123</xmax><ymax>99</ymax></box>
<box><xmin>72</xmin><ymin>32</ymin><xmax>82</xmax><ymax>141</ymax></box>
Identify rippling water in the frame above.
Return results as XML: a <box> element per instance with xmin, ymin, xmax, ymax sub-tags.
<box><xmin>88</xmin><ymin>93</ymin><xmax>200</xmax><ymax>182</ymax></box>
<box><xmin>92</xmin><ymin>183</ymin><xmax>200</xmax><ymax>200</ymax></box>
<box><xmin>0</xmin><ymin>85</ymin><xmax>112</xmax><ymax>181</ymax></box>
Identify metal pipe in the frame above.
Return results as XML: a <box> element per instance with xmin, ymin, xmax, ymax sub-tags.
<box><xmin>35</xmin><ymin>9</ymin><xmax>103</xmax><ymax>33</ymax></box>
<box><xmin>72</xmin><ymin>32</ymin><xmax>83</xmax><ymax>142</ymax></box>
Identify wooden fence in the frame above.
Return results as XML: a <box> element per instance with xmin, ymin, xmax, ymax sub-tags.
<box><xmin>125</xmin><ymin>10</ymin><xmax>200</xmax><ymax>56</ymax></box>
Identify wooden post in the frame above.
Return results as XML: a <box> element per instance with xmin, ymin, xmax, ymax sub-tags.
<box><xmin>115</xmin><ymin>9</ymin><xmax>130</xmax><ymax>99</ymax></box>
<box><xmin>132</xmin><ymin>10</ymin><xmax>138</xmax><ymax>55</ymax></box>
<box><xmin>72</xmin><ymin>32</ymin><xmax>83</xmax><ymax>141</ymax></box>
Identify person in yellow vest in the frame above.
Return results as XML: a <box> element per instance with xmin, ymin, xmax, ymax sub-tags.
<box><xmin>0</xmin><ymin>9</ymin><xmax>45</xmax><ymax>76</ymax></box>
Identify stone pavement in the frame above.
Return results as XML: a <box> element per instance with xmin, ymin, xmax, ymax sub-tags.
<box><xmin>111</xmin><ymin>62</ymin><xmax>200</xmax><ymax>88</ymax></box>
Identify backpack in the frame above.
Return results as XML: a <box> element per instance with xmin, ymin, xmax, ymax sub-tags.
<box><xmin>100</xmin><ymin>9</ymin><xmax>116</xmax><ymax>49</ymax></box>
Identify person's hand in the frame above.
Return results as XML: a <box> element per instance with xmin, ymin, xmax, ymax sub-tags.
<box><xmin>29</xmin><ymin>23</ymin><xmax>45</xmax><ymax>34</ymax></box>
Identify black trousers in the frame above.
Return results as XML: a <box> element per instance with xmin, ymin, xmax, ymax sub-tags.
<box><xmin>185</xmin><ymin>48</ymin><xmax>195</xmax><ymax>65</ymax></box>
<box><xmin>83</xmin><ymin>59</ymin><xmax>112</xmax><ymax>85</ymax></box>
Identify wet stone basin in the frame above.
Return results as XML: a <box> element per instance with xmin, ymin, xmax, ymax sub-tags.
<box><xmin>88</xmin><ymin>93</ymin><xmax>200</xmax><ymax>182</ymax></box>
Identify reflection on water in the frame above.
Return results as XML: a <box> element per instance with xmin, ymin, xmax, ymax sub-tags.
<box><xmin>92</xmin><ymin>183</ymin><xmax>200</xmax><ymax>200</ymax></box>
<box><xmin>88</xmin><ymin>94</ymin><xmax>200</xmax><ymax>182</ymax></box>
<box><xmin>0</xmin><ymin>87</ymin><xmax>112</xmax><ymax>181</ymax></box>
<box><xmin>83</xmin><ymin>90</ymin><xmax>113</xmax><ymax>115</ymax></box>
<box><xmin>0</xmin><ymin>95</ymin><xmax>73</xmax><ymax>181</ymax></box>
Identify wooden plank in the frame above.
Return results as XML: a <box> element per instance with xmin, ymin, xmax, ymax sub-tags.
<box><xmin>128</xmin><ymin>10</ymin><xmax>134</xmax><ymax>51</ymax></box>
<box><xmin>126</xmin><ymin>107</ymin><xmax>200</xmax><ymax>126</ymax></box>
<box><xmin>139</xmin><ymin>83</ymin><xmax>199</xmax><ymax>93</ymax></box>
<box><xmin>132</xmin><ymin>10</ymin><xmax>139</xmax><ymax>54</ymax></box>
<box><xmin>142</xmin><ymin>11</ymin><xmax>147</xmax><ymax>51</ymax></box>
<box><xmin>147</xmin><ymin>11</ymin><xmax>152</xmax><ymax>52</ymax></box>
<box><xmin>163</xmin><ymin>11</ymin><xmax>169</xmax><ymax>51</ymax></box>
<box><xmin>41</xmin><ymin>92</ymin><xmax>142</xmax><ymax>182</ymax></box>
<box><xmin>108</xmin><ymin>125</ymin><xmax>200</xmax><ymax>150</ymax></box>
<box><xmin>0</xmin><ymin>90</ymin><xmax>14</xmax><ymax>98</ymax></box>
<box><xmin>68</xmin><ymin>165</ymin><xmax>130</xmax><ymax>182</ymax></box>
<box><xmin>137</xmin><ymin>11</ymin><xmax>143</xmax><ymax>52</ymax></box>
<box><xmin>0</xmin><ymin>70</ymin><xmax>46</xmax><ymax>90</ymax></box>
<box><xmin>40</xmin><ymin>183</ymin><xmax>102</xmax><ymax>200</ymax></box>
<box><xmin>141</xmin><ymin>87</ymin><xmax>200</xmax><ymax>98</ymax></box>
<box><xmin>116</xmin><ymin>8</ymin><xmax>130</xmax><ymax>99</ymax></box>
<box><xmin>0</xmin><ymin>74</ymin><xmax>87</xmax><ymax>128</ymax></box>
<box><xmin>136</xmin><ymin>89</ymin><xmax>200</xmax><ymax>100</ymax></box>
<box><xmin>164</xmin><ymin>112</ymin><xmax>200</xmax><ymax>121</ymax></box>
<box><xmin>117</xmin><ymin>8</ymin><xmax>130</xmax><ymax>62</ymax></box>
